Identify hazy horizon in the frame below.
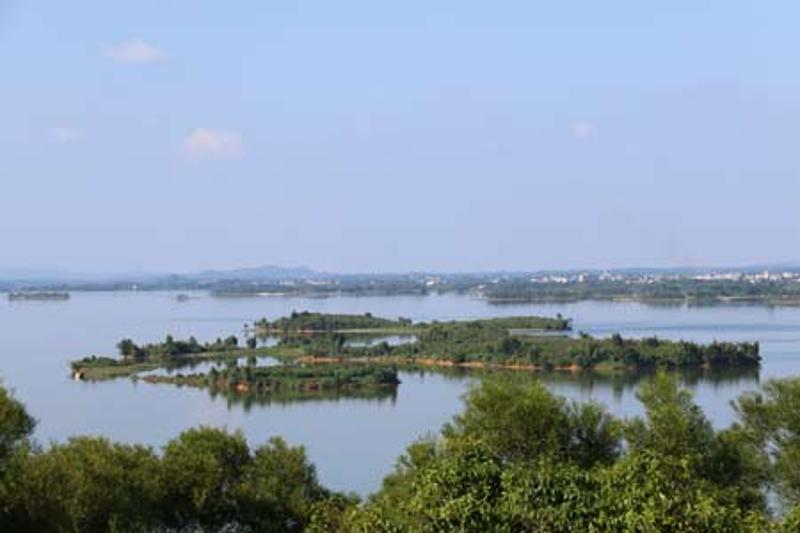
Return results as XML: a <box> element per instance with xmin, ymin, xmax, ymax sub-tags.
<box><xmin>3</xmin><ymin>1</ymin><xmax>799</xmax><ymax>272</ymax></box>
<box><xmin>3</xmin><ymin>260</ymin><xmax>800</xmax><ymax>281</ymax></box>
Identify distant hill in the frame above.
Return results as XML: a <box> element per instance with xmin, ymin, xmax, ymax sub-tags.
<box><xmin>0</xmin><ymin>265</ymin><xmax>324</xmax><ymax>291</ymax></box>
<box><xmin>0</xmin><ymin>268</ymin><xmax>75</xmax><ymax>281</ymax></box>
<box><xmin>180</xmin><ymin>265</ymin><xmax>323</xmax><ymax>282</ymax></box>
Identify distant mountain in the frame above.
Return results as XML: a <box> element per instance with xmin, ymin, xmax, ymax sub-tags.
<box><xmin>180</xmin><ymin>265</ymin><xmax>323</xmax><ymax>282</ymax></box>
<box><xmin>0</xmin><ymin>268</ymin><xmax>73</xmax><ymax>281</ymax></box>
<box><xmin>0</xmin><ymin>265</ymin><xmax>325</xmax><ymax>291</ymax></box>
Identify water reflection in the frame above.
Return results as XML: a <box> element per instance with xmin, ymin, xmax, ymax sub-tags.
<box><xmin>400</xmin><ymin>363</ymin><xmax>755</xmax><ymax>385</ymax></box>
<box><xmin>394</xmin><ymin>364</ymin><xmax>760</xmax><ymax>429</ymax></box>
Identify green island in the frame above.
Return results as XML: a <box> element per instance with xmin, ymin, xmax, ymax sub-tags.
<box><xmin>270</xmin><ymin>313</ymin><xmax>759</xmax><ymax>370</ymax></box>
<box><xmin>255</xmin><ymin>311</ymin><xmax>414</xmax><ymax>333</ymax></box>
<box><xmin>70</xmin><ymin>334</ymin><xmax>268</xmax><ymax>380</ymax></box>
<box><xmin>138</xmin><ymin>363</ymin><xmax>400</xmax><ymax>396</ymax></box>
<box><xmin>7</xmin><ymin>290</ymin><xmax>70</xmax><ymax>301</ymax></box>
<box><xmin>70</xmin><ymin>312</ymin><xmax>760</xmax><ymax>387</ymax></box>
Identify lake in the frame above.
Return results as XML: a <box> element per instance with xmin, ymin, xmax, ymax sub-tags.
<box><xmin>1</xmin><ymin>291</ymin><xmax>799</xmax><ymax>495</ymax></box>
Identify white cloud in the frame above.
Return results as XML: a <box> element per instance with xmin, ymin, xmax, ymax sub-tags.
<box><xmin>49</xmin><ymin>127</ymin><xmax>82</xmax><ymax>144</ymax></box>
<box><xmin>183</xmin><ymin>128</ymin><xmax>244</xmax><ymax>160</ymax></box>
<box><xmin>572</xmin><ymin>121</ymin><xmax>597</xmax><ymax>140</ymax></box>
<box><xmin>106</xmin><ymin>39</ymin><xmax>164</xmax><ymax>64</ymax></box>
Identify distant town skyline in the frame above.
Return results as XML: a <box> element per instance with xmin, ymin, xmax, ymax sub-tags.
<box><xmin>2</xmin><ymin>1</ymin><xmax>800</xmax><ymax>272</ymax></box>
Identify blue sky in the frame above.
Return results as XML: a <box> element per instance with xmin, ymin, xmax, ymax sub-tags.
<box><xmin>1</xmin><ymin>1</ymin><xmax>799</xmax><ymax>273</ymax></box>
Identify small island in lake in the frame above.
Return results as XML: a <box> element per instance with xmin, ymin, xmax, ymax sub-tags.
<box><xmin>270</xmin><ymin>313</ymin><xmax>759</xmax><ymax>370</ymax></box>
<box><xmin>71</xmin><ymin>334</ymin><xmax>255</xmax><ymax>380</ymax></box>
<box><xmin>70</xmin><ymin>312</ymin><xmax>760</xmax><ymax>394</ymax></box>
<box><xmin>138</xmin><ymin>363</ymin><xmax>401</xmax><ymax>398</ymax></box>
<box><xmin>8</xmin><ymin>291</ymin><xmax>70</xmax><ymax>301</ymax></box>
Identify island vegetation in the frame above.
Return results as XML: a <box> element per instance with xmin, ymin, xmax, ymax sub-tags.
<box><xmin>272</xmin><ymin>313</ymin><xmax>759</xmax><ymax>370</ymax></box>
<box><xmin>70</xmin><ymin>312</ymin><xmax>760</xmax><ymax>386</ymax></box>
<box><xmin>139</xmin><ymin>363</ymin><xmax>400</xmax><ymax>397</ymax></box>
<box><xmin>7</xmin><ymin>373</ymin><xmax>800</xmax><ymax>530</ymax></box>
<box><xmin>7</xmin><ymin>291</ymin><xmax>70</xmax><ymax>301</ymax></box>
<box><xmin>71</xmin><ymin>334</ymin><xmax>261</xmax><ymax>380</ymax></box>
<box><xmin>256</xmin><ymin>311</ymin><xmax>568</xmax><ymax>334</ymax></box>
<box><xmin>116</xmin><ymin>334</ymin><xmax>240</xmax><ymax>360</ymax></box>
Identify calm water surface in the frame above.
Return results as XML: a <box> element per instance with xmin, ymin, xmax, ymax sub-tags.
<box><xmin>1</xmin><ymin>292</ymin><xmax>799</xmax><ymax>495</ymax></box>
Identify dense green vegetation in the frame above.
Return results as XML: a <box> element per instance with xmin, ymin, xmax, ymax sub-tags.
<box><xmin>334</xmin><ymin>374</ymin><xmax>800</xmax><ymax>531</ymax></box>
<box><xmin>70</xmin><ymin>335</ymin><xmax>266</xmax><ymax>381</ymax></box>
<box><xmin>255</xmin><ymin>311</ymin><xmax>413</xmax><ymax>333</ymax></box>
<box><xmin>8</xmin><ymin>374</ymin><xmax>800</xmax><ymax>530</ymax></box>
<box><xmin>277</xmin><ymin>315</ymin><xmax>759</xmax><ymax>369</ymax></box>
<box><xmin>141</xmin><ymin>363</ymin><xmax>401</xmax><ymax>397</ymax></box>
<box><xmin>70</xmin><ymin>314</ymin><xmax>573</xmax><ymax>380</ymax></box>
<box><xmin>117</xmin><ymin>334</ymin><xmax>240</xmax><ymax>361</ymax></box>
<box><xmin>70</xmin><ymin>314</ymin><xmax>759</xmax><ymax>390</ymax></box>
<box><xmin>0</xmin><ymin>393</ymin><xmax>336</xmax><ymax>531</ymax></box>
<box><xmin>255</xmin><ymin>311</ymin><xmax>568</xmax><ymax>334</ymax></box>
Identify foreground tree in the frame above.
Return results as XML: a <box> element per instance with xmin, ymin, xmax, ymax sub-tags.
<box><xmin>443</xmin><ymin>377</ymin><xmax>621</xmax><ymax>467</ymax></box>
<box><xmin>0</xmin><ymin>384</ymin><xmax>35</xmax><ymax>529</ymax></box>
<box><xmin>4</xmin><ymin>373</ymin><xmax>800</xmax><ymax>531</ymax></box>
<box><xmin>0</xmin><ymin>384</ymin><xmax>35</xmax><ymax>464</ymax></box>
<box><xmin>736</xmin><ymin>378</ymin><xmax>800</xmax><ymax>505</ymax></box>
<box><xmin>160</xmin><ymin>427</ymin><xmax>252</xmax><ymax>529</ymax></box>
<box><xmin>345</xmin><ymin>374</ymin><xmax>770</xmax><ymax>532</ymax></box>
<box><xmin>238</xmin><ymin>437</ymin><xmax>331</xmax><ymax>531</ymax></box>
<box><xmin>20</xmin><ymin>437</ymin><xmax>163</xmax><ymax>532</ymax></box>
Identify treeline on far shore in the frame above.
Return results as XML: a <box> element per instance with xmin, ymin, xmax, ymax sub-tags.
<box><xmin>4</xmin><ymin>373</ymin><xmax>800</xmax><ymax>531</ymax></box>
<box><xmin>479</xmin><ymin>278</ymin><xmax>800</xmax><ymax>303</ymax></box>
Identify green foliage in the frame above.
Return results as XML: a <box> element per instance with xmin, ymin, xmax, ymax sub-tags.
<box><xmin>445</xmin><ymin>378</ymin><xmax>621</xmax><ymax>466</ymax></box>
<box><xmin>347</xmin><ymin>373</ymin><xmax>770</xmax><ymax>532</ymax></box>
<box><xmin>145</xmin><ymin>363</ymin><xmax>401</xmax><ymax>401</ymax></box>
<box><xmin>499</xmin><ymin>459</ymin><xmax>602</xmax><ymax>531</ymax></box>
<box><xmin>116</xmin><ymin>334</ymin><xmax>239</xmax><ymax>360</ymax></box>
<box><xmin>780</xmin><ymin>506</ymin><xmax>800</xmax><ymax>531</ymax></box>
<box><xmin>259</xmin><ymin>311</ymin><xmax>412</xmax><ymax>332</ymax></box>
<box><xmin>276</xmin><ymin>314</ymin><xmax>758</xmax><ymax>369</ymax></box>
<box><xmin>238</xmin><ymin>437</ymin><xmax>330</xmax><ymax>531</ymax></box>
<box><xmin>626</xmin><ymin>371</ymin><xmax>714</xmax><ymax>459</ymax></box>
<box><xmin>160</xmin><ymin>427</ymin><xmax>251</xmax><ymax>528</ymax></box>
<box><xmin>20</xmin><ymin>437</ymin><xmax>162</xmax><ymax>532</ymax></box>
<box><xmin>594</xmin><ymin>450</ymin><xmax>755</xmax><ymax>532</ymax></box>
<box><xmin>736</xmin><ymin>378</ymin><xmax>800</xmax><ymax>506</ymax></box>
<box><xmin>7</xmin><ymin>371</ymin><xmax>800</xmax><ymax>530</ymax></box>
<box><xmin>70</xmin><ymin>355</ymin><xmax>123</xmax><ymax>372</ymax></box>
<box><xmin>403</xmin><ymin>445</ymin><xmax>506</xmax><ymax>530</ymax></box>
<box><xmin>0</xmin><ymin>385</ymin><xmax>35</xmax><ymax>529</ymax></box>
<box><xmin>0</xmin><ymin>385</ymin><xmax>34</xmax><ymax>464</ymax></box>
